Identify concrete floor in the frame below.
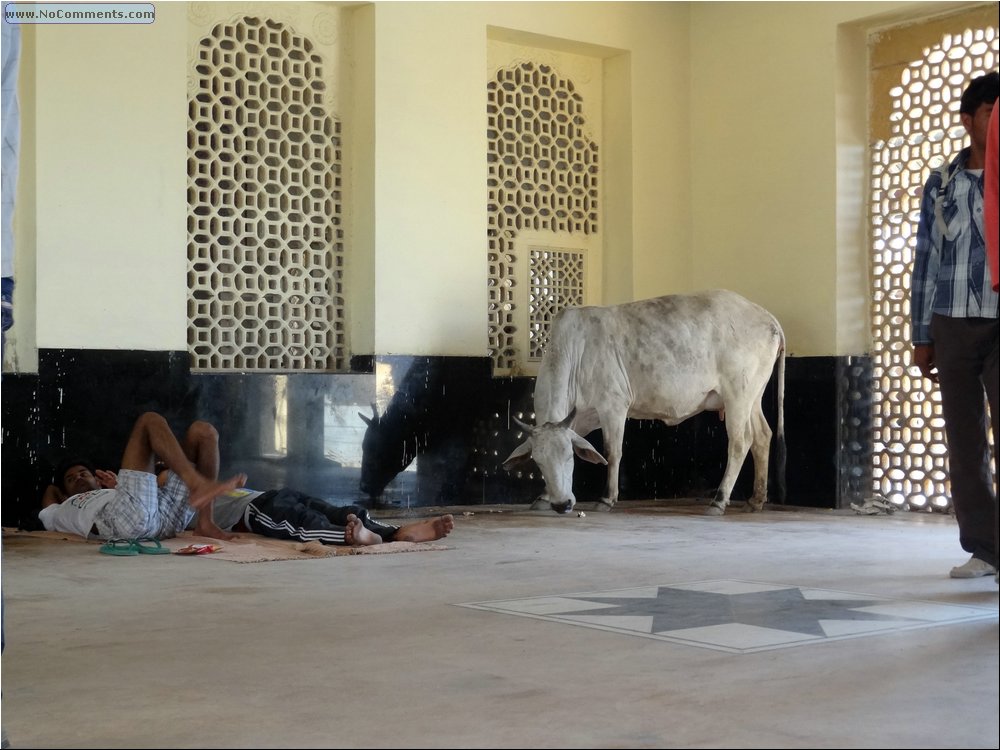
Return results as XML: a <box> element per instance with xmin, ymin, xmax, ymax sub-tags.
<box><xmin>1</xmin><ymin>500</ymin><xmax>997</xmax><ymax>749</ymax></box>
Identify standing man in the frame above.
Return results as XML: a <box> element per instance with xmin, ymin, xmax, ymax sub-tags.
<box><xmin>2</xmin><ymin>22</ymin><xmax>23</xmax><ymax>748</ymax></box>
<box><xmin>911</xmin><ymin>71</ymin><xmax>998</xmax><ymax>579</ymax></box>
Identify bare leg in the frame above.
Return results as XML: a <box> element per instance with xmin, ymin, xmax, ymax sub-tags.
<box><xmin>183</xmin><ymin>421</ymin><xmax>220</xmax><ymax>481</ymax></box>
<box><xmin>118</xmin><ymin>412</ymin><xmax>246</xmax><ymax>513</ymax></box>
<box><xmin>181</xmin><ymin>421</ymin><xmax>237</xmax><ymax>541</ymax></box>
<box><xmin>393</xmin><ymin>514</ymin><xmax>454</xmax><ymax>543</ymax></box>
<box><xmin>344</xmin><ymin>514</ymin><xmax>382</xmax><ymax>546</ymax></box>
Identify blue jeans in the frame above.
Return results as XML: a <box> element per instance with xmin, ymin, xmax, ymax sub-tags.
<box><xmin>1</xmin><ymin>276</ymin><xmax>8</xmax><ymax>653</ymax></box>
<box><xmin>1</xmin><ymin>276</ymin><xmax>12</xmax><ymax>361</ymax></box>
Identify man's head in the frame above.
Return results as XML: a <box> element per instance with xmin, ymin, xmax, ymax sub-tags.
<box><xmin>54</xmin><ymin>458</ymin><xmax>99</xmax><ymax>496</ymax></box>
<box><xmin>960</xmin><ymin>71</ymin><xmax>998</xmax><ymax>115</ymax></box>
<box><xmin>960</xmin><ymin>71</ymin><xmax>998</xmax><ymax>154</ymax></box>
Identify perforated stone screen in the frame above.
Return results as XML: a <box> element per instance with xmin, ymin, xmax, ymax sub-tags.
<box><xmin>487</xmin><ymin>50</ymin><xmax>601</xmax><ymax>374</ymax></box>
<box><xmin>188</xmin><ymin>16</ymin><xmax>345</xmax><ymax>372</ymax></box>
<box><xmin>528</xmin><ymin>247</ymin><xmax>586</xmax><ymax>359</ymax></box>
<box><xmin>869</xmin><ymin>26</ymin><xmax>997</xmax><ymax>510</ymax></box>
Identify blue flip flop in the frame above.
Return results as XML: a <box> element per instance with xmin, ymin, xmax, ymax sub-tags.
<box><xmin>133</xmin><ymin>537</ymin><xmax>170</xmax><ymax>555</ymax></box>
<box><xmin>99</xmin><ymin>538</ymin><xmax>139</xmax><ymax>556</ymax></box>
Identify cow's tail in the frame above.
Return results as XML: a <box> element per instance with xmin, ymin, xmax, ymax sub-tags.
<box><xmin>775</xmin><ymin>335</ymin><xmax>787</xmax><ymax>505</ymax></box>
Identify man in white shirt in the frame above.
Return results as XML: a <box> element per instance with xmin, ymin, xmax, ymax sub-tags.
<box><xmin>39</xmin><ymin>412</ymin><xmax>246</xmax><ymax>542</ymax></box>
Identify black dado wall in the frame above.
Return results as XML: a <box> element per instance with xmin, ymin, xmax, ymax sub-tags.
<box><xmin>0</xmin><ymin>350</ymin><xmax>871</xmax><ymax>530</ymax></box>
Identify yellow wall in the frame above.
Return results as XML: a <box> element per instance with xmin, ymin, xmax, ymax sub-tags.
<box><xmin>8</xmin><ymin>0</ymin><xmax>986</xmax><ymax>367</ymax></box>
<box><xmin>365</xmin><ymin>1</ymin><xmax>690</xmax><ymax>355</ymax></box>
<box><xmin>30</xmin><ymin>3</ymin><xmax>188</xmax><ymax>351</ymax></box>
<box><xmin>688</xmin><ymin>0</ymin><xmax>982</xmax><ymax>356</ymax></box>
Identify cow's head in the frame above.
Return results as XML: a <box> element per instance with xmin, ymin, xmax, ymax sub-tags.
<box><xmin>358</xmin><ymin>402</ymin><xmax>417</xmax><ymax>498</ymax></box>
<box><xmin>502</xmin><ymin>408</ymin><xmax>607</xmax><ymax>513</ymax></box>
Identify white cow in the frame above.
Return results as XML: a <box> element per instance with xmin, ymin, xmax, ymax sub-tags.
<box><xmin>503</xmin><ymin>289</ymin><xmax>786</xmax><ymax>515</ymax></box>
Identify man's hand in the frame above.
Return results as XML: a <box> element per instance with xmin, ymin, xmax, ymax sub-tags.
<box><xmin>95</xmin><ymin>469</ymin><xmax>118</xmax><ymax>489</ymax></box>
<box><xmin>914</xmin><ymin>343</ymin><xmax>938</xmax><ymax>383</ymax></box>
<box><xmin>41</xmin><ymin>484</ymin><xmax>66</xmax><ymax>508</ymax></box>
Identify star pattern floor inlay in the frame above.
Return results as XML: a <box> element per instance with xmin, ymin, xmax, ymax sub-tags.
<box><xmin>455</xmin><ymin>579</ymin><xmax>998</xmax><ymax>653</ymax></box>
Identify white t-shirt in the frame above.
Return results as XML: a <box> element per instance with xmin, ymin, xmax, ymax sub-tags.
<box><xmin>38</xmin><ymin>489</ymin><xmax>115</xmax><ymax>538</ymax></box>
<box><xmin>190</xmin><ymin>487</ymin><xmax>265</xmax><ymax>531</ymax></box>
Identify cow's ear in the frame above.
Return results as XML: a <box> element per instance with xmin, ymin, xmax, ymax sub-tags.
<box><xmin>570</xmin><ymin>433</ymin><xmax>607</xmax><ymax>465</ymax></box>
<box><xmin>502</xmin><ymin>441</ymin><xmax>533</xmax><ymax>471</ymax></box>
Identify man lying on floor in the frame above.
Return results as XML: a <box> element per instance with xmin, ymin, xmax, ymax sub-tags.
<box><xmin>194</xmin><ymin>484</ymin><xmax>454</xmax><ymax>547</ymax></box>
<box><xmin>39</xmin><ymin>412</ymin><xmax>246</xmax><ymax>543</ymax></box>
<box><xmin>39</xmin><ymin>411</ymin><xmax>454</xmax><ymax>548</ymax></box>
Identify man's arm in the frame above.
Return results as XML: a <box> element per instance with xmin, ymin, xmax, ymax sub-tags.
<box><xmin>911</xmin><ymin>170</ymin><xmax>943</xmax><ymax>349</ymax></box>
<box><xmin>911</xmin><ymin>169</ymin><xmax>944</xmax><ymax>382</ymax></box>
<box><xmin>41</xmin><ymin>484</ymin><xmax>66</xmax><ymax>509</ymax></box>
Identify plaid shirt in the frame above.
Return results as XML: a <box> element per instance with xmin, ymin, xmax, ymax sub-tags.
<box><xmin>911</xmin><ymin>147</ymin><xmax>999</xmax><ymax>346</ymax></box>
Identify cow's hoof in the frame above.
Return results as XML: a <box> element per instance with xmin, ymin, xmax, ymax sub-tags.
<box><xmin>744</xmin><ymin>501</ymin><xmax>766</xmax><ymax>513</ymax></box>
<box><xmin>705</xmin><ymin>504</ymin><xmax>726</xmax><ymax>516</ymax></box>
<box><xmin>594</xmin><ymin>499</ymin><xmax>615</xmax><ymax>512</ymax></box>
<box><xmin>529</xmin><ymin>499</ymin><xmax>549</xmax><ymax>511</ymax></box>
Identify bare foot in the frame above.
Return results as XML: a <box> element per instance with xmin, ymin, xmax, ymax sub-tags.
<box><xmin>394</xmin><ymin>514</ymin><xmax>454</xmax><ymax>543</ymax></box>
<box><xmin>345</xmin><ymin>513</ymin><xmax>382</xmax><ymax>546</ymax></box>
<box><xmin>189</xmin><ymin>473</ymin><xmax>247</xmax><ymax>511</ymax></box>
<box><xmin>193</xmin><ymin>520</ymin><xmax>238</xmax><ymax>542</ymax></box>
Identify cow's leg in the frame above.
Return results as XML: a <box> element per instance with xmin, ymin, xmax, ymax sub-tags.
<box><xmin>596</xmin><ymin>412</ymin><xmax>626</xmax><ymax>511</ymax></box>
<box><xmin>744</xmin><ymin>402</ymin><xmax>772</xmax><ymax>512</ymax></box>
<box><xmin>707</xmin><ymin>406</ymin><xmax>753</xmax><ymax>516</ymax></box>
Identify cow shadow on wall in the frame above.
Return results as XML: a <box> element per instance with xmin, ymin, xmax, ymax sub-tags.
<box><xmin>358</xmin><ymin>356</ymin><xmax>493</xmax><ymax>507</ymax></box>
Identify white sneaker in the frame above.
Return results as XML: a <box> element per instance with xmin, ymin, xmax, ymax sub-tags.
<box><xmin>949</xmin><ymin>556</ymin><xmax>997</xmax><ymax>579</ymax></box>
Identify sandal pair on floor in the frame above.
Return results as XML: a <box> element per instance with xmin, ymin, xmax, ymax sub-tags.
<box><xmin>99</xmin><ymin>537</ymin><xmax>169</xmax><ymax>556</ymax></box>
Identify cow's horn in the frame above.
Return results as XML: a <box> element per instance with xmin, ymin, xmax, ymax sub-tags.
<box><xmin>359</xmin><ymin>402</ymin><xmax>380</xmax><ymax>426</ymax></box>
<box><xmin>558</xmin><ymin>407</ymin><xmax>577</xmax><ymax>428</ymax></box>
<box><xmin>512</xmin><ymin>414</ymin><xmax>534</xmax><ymax>434</ymax></box>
